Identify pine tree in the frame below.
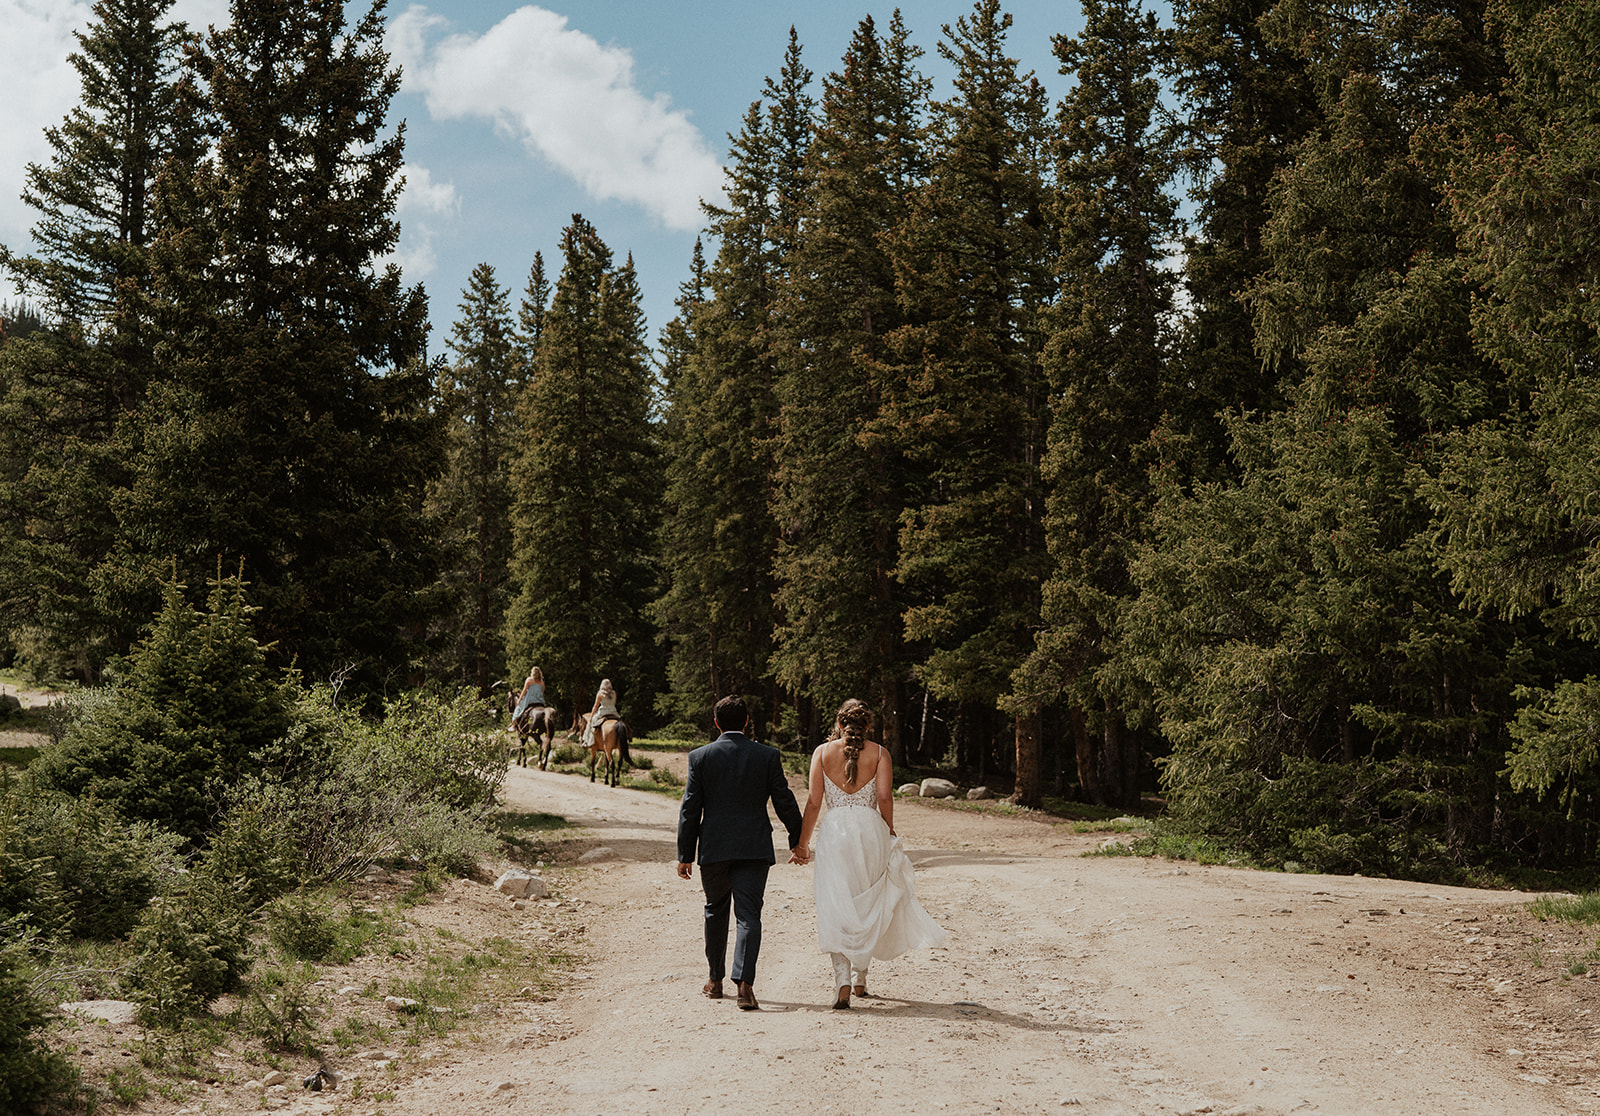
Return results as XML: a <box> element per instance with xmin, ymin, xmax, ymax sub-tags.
<box><xmin>32</xmin><ymin>565</ymin><xmax>296</xmax><ymax>842</ymax></box>
<box><xmin>0</xmin><ymin>0</ymin><xmax>199</xmax><ymax>676</ymax></box>
<box><xmin>1434</xmin><ymin>0</ymin><xmax>1600</xmax><ymax>817</ymax></box>
<box><xmin>653</xmin><ymin>39</ymin><xmax>814</xmax><ymax>736</ymax></box>
<box><xmin>1166</xmin><ymin>0</ymin><xmax>1317</xmax><ymax>470</ymax></box>
<box><xmin>506</xmin><ymin>217</ymin><xmax>660</xmax><ymax>723</ymax></box>
<box><xmin>107</xmin><ymin>0</ymin><xmax>439</xmax><ymax>690</ymax></box>
<box><xmin>428</xmin><ymin>262</ymin><xmax>520</xmax><ymax>693</ymax></box>
<box><xmin>516</xmin><ymin>252</ymin><xmax>550</xmax><ymax>374</ymax></box>
<box><xmin>771</xmin><ymin>13</ymin><xmax>930</xmax><ymax>756</ymax></box>
<box><xmin>883</xmin><ymin>0</ymin><xmax>1054</xmax><ymax>793</ymax></box>
<box><xmin>1017</xmin><ymin>0</ymin><xmax>1181</xmax><ymax>809</ymax></box>
<box><xmin>1130</xmin><ymin>0</ymin><xmax>1536</xmax><ymax>870</ymax></box>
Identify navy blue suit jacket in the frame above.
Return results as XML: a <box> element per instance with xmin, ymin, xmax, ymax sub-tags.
<box><xmin>677</xmin><ymin>731</ymin><xmax>803</xmax><ymax>865</ymax></box>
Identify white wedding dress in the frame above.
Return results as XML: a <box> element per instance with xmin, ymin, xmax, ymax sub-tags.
<box><xmin>812</xmin><ymin>773</ymin><xmax>945</xmax><ymax>972</ymax></box>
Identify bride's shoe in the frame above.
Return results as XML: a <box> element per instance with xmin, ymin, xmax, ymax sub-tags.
<box><xmin>833</xmin><ymin>986</ymin><xmax>851</xmax><ymax>1010</ymax></box>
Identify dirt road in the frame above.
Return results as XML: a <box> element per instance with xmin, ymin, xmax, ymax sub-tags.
<box><xmin>334</xmin><ymin>754</ymin><xmax>1600</xmax><ymax>1116</ymax></box>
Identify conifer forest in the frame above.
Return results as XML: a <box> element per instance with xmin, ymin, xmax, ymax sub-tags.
<box><xmin>6</xmin><ymin>0</ymin><xmax>1600</xmax><ymax>884</ymax></box>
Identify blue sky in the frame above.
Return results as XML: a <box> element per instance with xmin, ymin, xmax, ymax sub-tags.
<box><xmin>0</xmin><ymin>1</ymin><xmax>1088</xmax><ymax>355</ymax></box>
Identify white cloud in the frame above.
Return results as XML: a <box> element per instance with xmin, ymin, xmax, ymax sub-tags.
<box><xmin>387</xmin><ymin>4</ymin><xmax>725</xmax><ymax>231</ymax></box>
<box><xmin>398</xmin><ymin>163</ymin><xmax>459</xmax><ymax>219</ymax></box>
<box><xmin>384</xmin><ymin>162</ymin><xmax>459</xmax><ymax>277</ymax></box>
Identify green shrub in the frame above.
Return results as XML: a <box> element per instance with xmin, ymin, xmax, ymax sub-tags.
<box><xmin>125</xmin><ymin>900</ymin><xmax>235</xmax><ymax>1027</ymax></box>
<box><xmin>265</xmin><ymin>891</ymin><xmax>339</xmax><ymax>962</ymax></box>
<box><xmin>0</xmin><ymin>932</ymin><xmax>77</xmax><ymax>1111</ymax></box>
<box><xmin>229</xmin><ymin>687</ymin><xmax>503</xmax><ymax>884</ymax></box>
<box><xmin>245</xmin><ymin>963</ymin><xmax>323</xmax><ymax>1053</ymax></box>
<box><xmin>30</xmin><ymin>575</ymin><xmax>297</xmax><ymax>843</ymax></box>
<box><xmin>365</xmin><ymin>689</ymin><xmax>507</xmax><ymax>811</ymax></box>
<box><xmin>124</xmin><ymin>835</ymin><xmax>261</xmax><ymax>1027</ymax></box>
<box><xmin>0</xmin><ymin>779</ymin><xmax>184</xmax><ymax>942</ymax></box>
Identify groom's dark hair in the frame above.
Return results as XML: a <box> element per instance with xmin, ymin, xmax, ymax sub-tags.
<box><xmin>713</xmin><ymin>695</ymin><xmax>748</xmax><ymax>731</ymax></box>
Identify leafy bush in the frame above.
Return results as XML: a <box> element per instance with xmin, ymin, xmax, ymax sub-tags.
<box><xmin>227</xmin><ymin>687</ymin><xmax>503</xmax><ymax>884</ymax></box>
<box><xmin>363</xmin><ymin>689</ymin><xmax>507</xmax><ymax>811</ymax></box>
<box><xmin>0</xmin><ymin>930</ymin><xmax>77</xmax><ymax>1111</ymax></box>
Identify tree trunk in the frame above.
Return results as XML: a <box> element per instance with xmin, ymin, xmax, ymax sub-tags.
<box><xmin>881</xmin><ymin>677</ymin><xmax>904</xmax><ymax>763</ymax></box>
<box><xmin>1103</xmin><ymin>698</ymin><xmax>1141</xmax><ymax>810</ymax></box>
<box><xmin>1010</xmin><ymin>707</ymin><xmax>1041</xmax><ymax>806</ymax></box>
<box><xmin>1072</xmin><ymin>705</ymin><xmax>1098</xmax><ymax>804</ymax></box>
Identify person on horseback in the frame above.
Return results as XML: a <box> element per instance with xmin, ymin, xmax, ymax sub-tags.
<box><xmin>581</xmin><ymin>678</ymin><xmax>628</xmax><ymax>752</ymax></box>
<box><xmin>511</xmin><ymin>667</ymin><xmax>548</xmax><ymax>730</ymax></box>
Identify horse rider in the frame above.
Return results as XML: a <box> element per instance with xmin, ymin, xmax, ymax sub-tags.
<box><xmin>511</xmin><ymin>667</ymin><xmax>549</xmax><ymax>730</ymax></box>
<box><xmin>581</xmin><ymin>678</ymin><xmax>628</xmax><ymax>751</ymax></box>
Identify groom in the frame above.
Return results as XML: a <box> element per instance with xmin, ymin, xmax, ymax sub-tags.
<box><xmin>676</xmin><ymin>695</ymin><xmax>804</xmax><ymax>1010</ymax></box>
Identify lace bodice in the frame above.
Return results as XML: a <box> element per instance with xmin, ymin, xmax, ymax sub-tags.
<box><xmin>824</xmin><ymin>774</ymin><xmax>879</xmax><ymax>812</ymax></box>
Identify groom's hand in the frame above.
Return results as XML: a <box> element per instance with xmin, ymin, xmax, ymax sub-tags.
<box><xmin>676</xmin><ymin>861</ymin><xmax>693</xmax><ymax>879</ymax></box>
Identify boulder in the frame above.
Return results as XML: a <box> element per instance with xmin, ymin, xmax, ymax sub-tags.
<box><xmin>966</xmin><ymin>786</ymin><xmax>994</xmax><ymax>800</ymax></box>
<box><xmin>0</xmin><ymin>694</ymin><xmax>21</xmax><ymax>717</ymax></box>
<box><xmin>494</xmin><ymin>870</ymin><xmax>549</xmax><ymax>900</ymax></box>
<box><xmin>896</xmin><ymin>783</ymin><xmax>920</xmax><ymax>796</ymax></box>
<box><xmin>919</xmin><ymin>778</ymin><xmax>959</xmax><ymax>799</ymax></box>
<box><xmin>577</xmin><ymin>846</ymin><xmax>616</xmax><ymax>863</ymax></box>
<box><xmin>59</xmin><ymin>1000</ymin><xmax>139</xmax><ymax>1024</ymax></box>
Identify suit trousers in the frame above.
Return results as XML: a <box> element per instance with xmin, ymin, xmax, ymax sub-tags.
<box><xmin>700</xmin><ymin>859</ymin><xmax>770</xmax><ymax>984</ymax></box>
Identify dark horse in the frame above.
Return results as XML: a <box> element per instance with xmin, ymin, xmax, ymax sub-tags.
<box><xmin>508</xmin><ymin>692</ymin><xmax>560</xmax><ymax>770</ymax></box>
<box><xmin>577</xmin><ymin>712</ymin><xmax>631</xmax><ymax>787</ymax></box>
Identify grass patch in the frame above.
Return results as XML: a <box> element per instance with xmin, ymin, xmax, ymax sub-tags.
<box><xmin>0</xmin><ymin>744</ymin><xmax>41</xmax><ymax>767</ymax></box>
<box><xmin>1529</xmin><ymin>891</ymin><xmax>1600</xmax><ymax>924</ymax></box>
<box><xmin>495</xmin><ymin>810</ymin><xmax>570</xmax><ymax>864</ymax></box>
<box><xmin>494</xmin><ymin>811</ymin><xmax>570</xmax><ymax>834</ymax></box>
<box><xmin>619</xmin><ymin>766</ymin><xmax>685</xmax><ymax>796</ymax></box>
<box><xmin>1083</xmin><ymin>823</ymin><xmax>1254</xmax><ymax>866</ymax></box>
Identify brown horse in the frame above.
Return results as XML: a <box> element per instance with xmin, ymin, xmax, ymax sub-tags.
<box><xmin>508</xmin><ymin>692</ymin><xmax>560</xmax><ymax>770</ymax></box>
<box><xmin>577</xmin><ymin>713</ymin><xmax>631</xmax><ymax>786</ymax></box>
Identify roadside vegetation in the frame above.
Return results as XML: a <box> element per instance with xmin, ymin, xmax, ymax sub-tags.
<box><xmin>0</xmin><ymin>576</ymin><xmax>575</xmax><ymax>1112</ymax></box>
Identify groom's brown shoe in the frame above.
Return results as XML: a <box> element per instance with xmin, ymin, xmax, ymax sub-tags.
<box><xmin>735</xmin><ymin>981</ymin><xmax>758</xmax><ymax>1010</ymax></box>
<box><xmin>702</xmin><ymin>979</ymin><xmax>723</xmax><ymax>999</ymax></box>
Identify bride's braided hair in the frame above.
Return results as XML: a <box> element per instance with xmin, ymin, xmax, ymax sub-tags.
<box><xmin>834</xmin><ymin>698</ymin><xmax>873</xmax><ymax>786</ymax></box>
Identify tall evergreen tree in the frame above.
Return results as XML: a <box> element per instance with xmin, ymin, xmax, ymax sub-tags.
<box><xmin>883</xmin><ymin>0</ymin><xmax>1054</xmax><ymax>791</ymax></box>
<box><xmin>1434</xmin><ymin>0</ymin><xmax>1600</xmax><ymax>823</ymax></box>
<box><xmin>506</xmin><ymin>217</ymin><xmax>660</xmax><ymax>723</ymax></box>
<box><xmin>771</xmin><ymin>12</ymin><xmax>929</xmax><ymax>757</ymax></box>
<box><xmin>1130</xmin><ymin>0</ymin><xmax>1534</xmax><ymax>871</ymax></box>
<box><xmin>428</xmin><ymin>262</ymin><xmax>520</xmax><ymax>693</ymax></box>
<box><xmin>653</xmin><ymin>39</ymin><xmax>814</xmax><ymax>736</ymax></box>
<box><xmin>1166</xmin><ymin>0</ymin><xmax>1317</xmax><ymax>471</ymax></box>
<box><xmin>0</xmin><ymin>0</ymin><xmax>199</xmax><ymax>677</ymax></box>
<box><xmin>106</xmin><ymin>0</ymin><xmax>439</xmax><ymax>691</ymax></box>
<box><xmin>1016</xmin><ymin>0</ymin><xmax>1180</xmax><ymax>809</ymax></box>
<box><xmin>516</xmin><ymin>252</ymin><xmax>550</xmax><ymax>373</ymax></box>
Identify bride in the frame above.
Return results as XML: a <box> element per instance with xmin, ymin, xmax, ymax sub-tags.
<box><xmin>790</xmin><ymin>698</ymin><xmax>945</xmax><ymax>1008</ymax></box>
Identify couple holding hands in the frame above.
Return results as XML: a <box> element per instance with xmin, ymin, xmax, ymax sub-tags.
<box><xmin>675</xmin><ymin>695</ymin><xmax>945</xmax><ymax>1010</ymax></box>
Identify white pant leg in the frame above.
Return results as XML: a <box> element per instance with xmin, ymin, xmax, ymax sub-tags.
<box><xmin>831</xmin><ymin>953</ymin><xmax>851</xmax><ymax>988</ymax></box>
